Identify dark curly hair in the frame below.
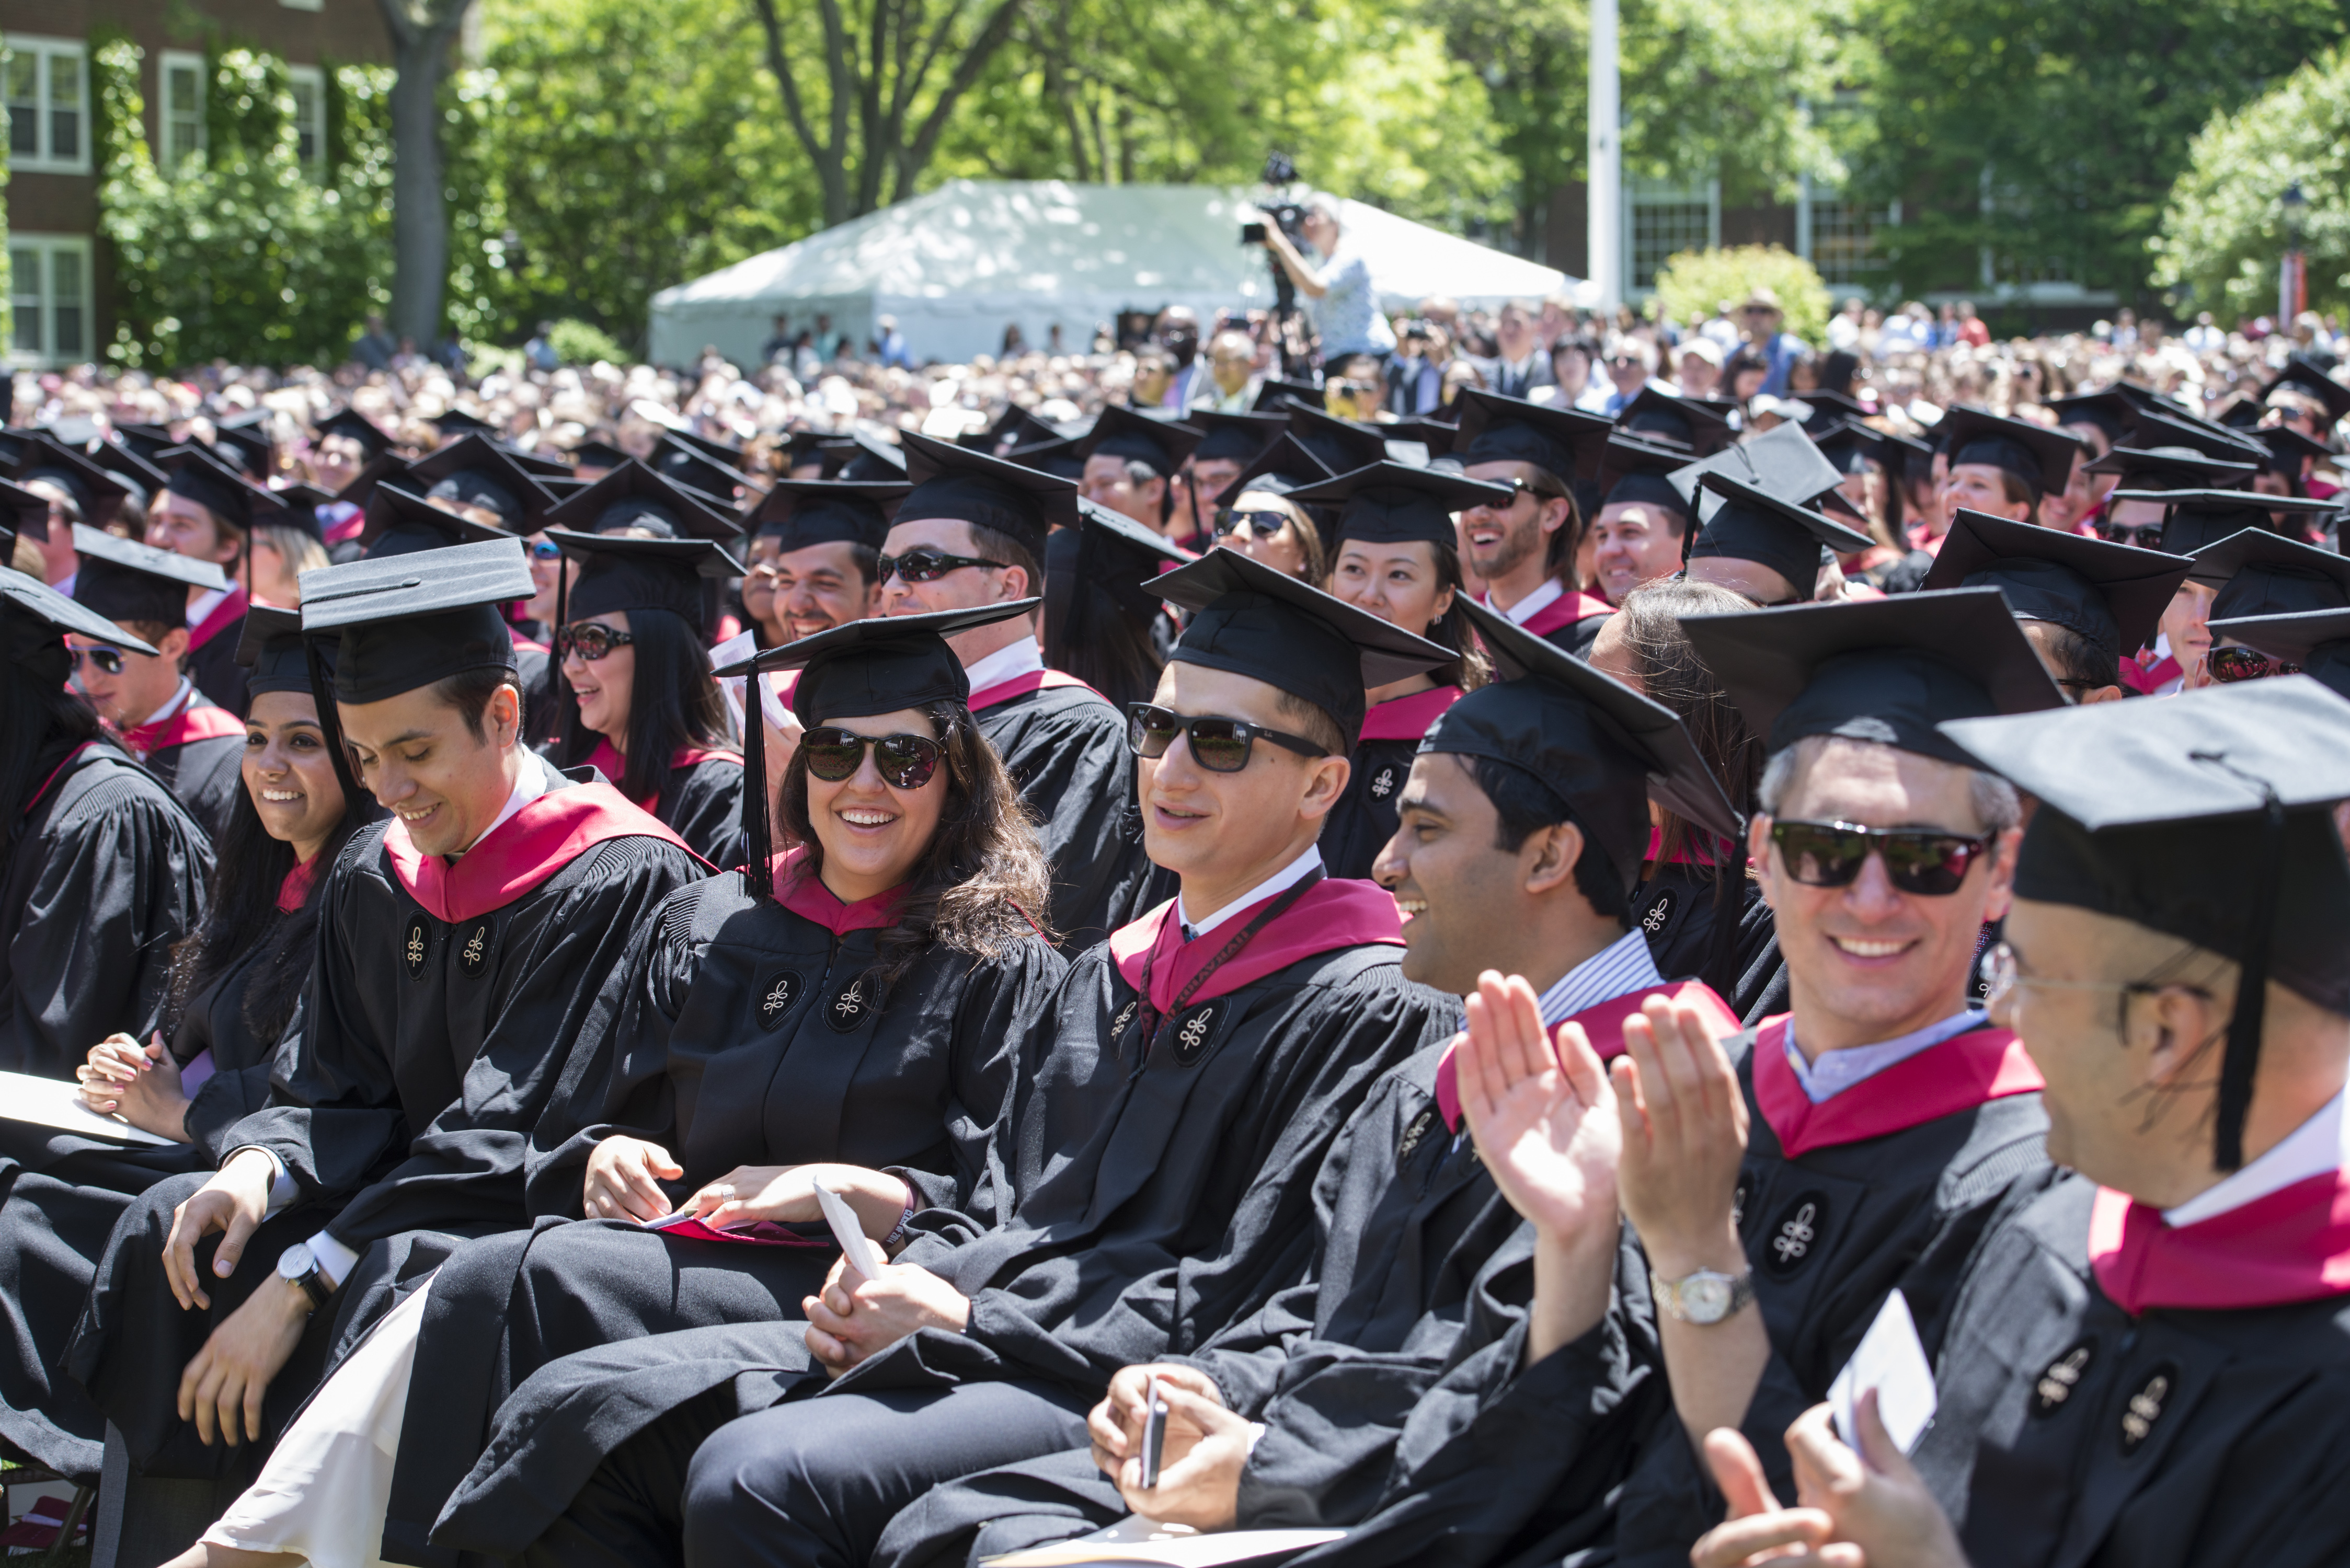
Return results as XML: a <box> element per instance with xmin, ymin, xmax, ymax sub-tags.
<box><xmin>774</xmin><ymin>699</ymin><xmax>1053</xmax><ymax>986</ymax></box>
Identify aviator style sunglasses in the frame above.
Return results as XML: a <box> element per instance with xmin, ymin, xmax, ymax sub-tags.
<box><xmin>1126</xmin><ymin>702</ymin><xmax>1329</xmax><ymax>773</ymax></box>
<box><xmin>1769</xmin><ymin>819</ymin><xmax>1992</xmax><ymax>897</ymax></box>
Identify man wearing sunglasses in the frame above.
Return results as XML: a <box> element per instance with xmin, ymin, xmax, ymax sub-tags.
<box><xmin>2105</xmin><ymin>487</ymin><xmax>2340</xmax><ymax>696</ymax></box>
<box><xmin>880</xmin><ymin>433</ymin><xmax>1139</xmax><ymax>949</ymax></box>
<box><xmin>2176</xmin><ymin>525</ymin><xmax>2350</xmax><ymax>695</ymax></box>
<box><xmin>1598</xmin><ymin>590</ymin><xmax>2064</xmax><ymax>1562</ymax></box>
<box><xmin>65</xmin><ymin>525</ymin><xmax>248</xmax><ymax>840</ymax></box>
<box><xmin>1692</xmin><ymin>682</ymin><xmax>2350</xmax><ymax>1568</ymax></box>
<box><xmin>1450</xmin><ymin>388</ymin><xmax>1615</xmax><ymax>655</ymax></box>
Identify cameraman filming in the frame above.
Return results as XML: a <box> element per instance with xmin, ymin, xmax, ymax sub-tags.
<box><xmin>1257</xmin><ymin>194</ymin><xmax>1396</xmax><ymax>366</ymax></box>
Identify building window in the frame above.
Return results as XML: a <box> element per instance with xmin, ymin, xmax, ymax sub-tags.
<box><xmin>5</xmin><ymin>36</ymin><xmax>89</xmax><ymax>174</ymax></box>
<box><xmin>9</xmin><ymin>235</ymin><xmax>93</xmax><ymax>368</ymax></box>
<box><xmin>1797</xmin><ymin>178</ymin><xmax>1888</xmax><ymax>288</ymax></box>
<box><xmin>1623</xmin><ymin>176</ymin><xmax>1719</xmax><ymax>297</ymax></box>
<box><xmin>160</xmin><ymin>50</ymin><xmax>205</xmax><ymax>170</ymax></box>
<box><xmin>288</xmin><ymin>64</ymin><xmax>325</xmax><ymax>170</ymax></box>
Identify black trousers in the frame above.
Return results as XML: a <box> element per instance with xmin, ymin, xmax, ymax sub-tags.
<box><xmin>529</xmin><ymin>1378</ymin><xmax>1092</xmax><ymax>1568</ymax></box>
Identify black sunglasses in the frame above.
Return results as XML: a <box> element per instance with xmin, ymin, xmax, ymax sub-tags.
<box><xmin>800</xmin><ymin>727</ymin><xmax>944</xmax><ymax>789</ymax></box>
<box><xmin>68</xmin><ymin>645</ymin><xmax>134</xmax><ymax>676</ymax></box>
<box><xmin>1213</xmin><ymin>508</ymin><xmax>1292</xmax><ymax>538</ymax></box>
<box><xmin>557</xmin><ymin>622</ymin><xmax>635</xmax><ymax>661</ymax></box>
<box><xmin>2096</xmin><ymin>520</ymin><xmax>2166</xmax><ymax>549</ymax></box>
<box><xmin>2206</xmin><ymin>645</ymin><xmax>2299</xmax><ymax>684</ymax></box>
<box><xmin>876</xmin><ymin>549</ymin><xmax>1007</xmax><ymax>584</ymax></box>
<box><xmin>1126</xmin><ymin>702</ymin><xmax>1328</xmax><ymax>773</ymax></box>
<box><xmin>1770</xmin><ymin>819</ymin><xmax>1992</xmax><ymax>897</ymax></box>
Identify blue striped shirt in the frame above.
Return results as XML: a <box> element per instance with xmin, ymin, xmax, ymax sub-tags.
<box><xmin>1535</xmin><ymin>929</ymin><xmax>1668</xmax><ymax>1028</ymax></box>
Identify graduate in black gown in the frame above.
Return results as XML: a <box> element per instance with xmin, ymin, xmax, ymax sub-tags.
<box><xmin>1692</xmin><ymin>679</ymin><xmax>2350</xmax><ymax>1568</ymax></box>
<box><xmin>1682</xmin><ymin>469</ymin><xmax>1876</xmax><ymax>608</ymax></box>
<box><xmin>1039</xmin><ymin>497</ymin><xmax>1189</xmax><ymax>714</ymax></box>
<box><xmin>148</xmin><ymin>445</ymin><xmax>284</xmax><ymax>716</ymax></box>
<box><xmin>0</xmin><ymin>608</ymin><xmax>360</xmax><ymax>1478</ymax></box>
<box><xmin>739</xmin><ymin>477</ymin><xmax>899</xmax><ymax>650</ymax></box>
<box><xmin>427</xmin><ymin>548</ymin><xmax>1462</xmax><ymax>1568</ymax></box>
<box><xmin>1599</xmin><ymin>589</ymin><xmax>2071</xmax><ymax>1563</ymax></box>
<box><xmin>65</xmin><ymin>538</ymin><xmax>707</xmax><ymax>1489</ymax></box>
<box><xmin>0</xmin><ymin>571</ymin><xmax>211</xmax><ymax>1080</ymax></box>
<box><xmin>1290</xmin><ymin>461</ymin><xmax>1506</xmax><ymax>880</ymax></box>
<box><xmin>877</xmin><ymin>432</ymin><xmax>1138</xmax><ymax>950</ymax></box>
<box><xmin>64</xmin><ymin>524</ymin><xmax>245</xmax><ymax>838</ymax></box>
<box><xmin>545</xmin><ymin>528</ymin><xmax>749</xmax><ymax>866</ymax></box>
<box><xmin>1448</xmin><ymin>389</ymin><xmax>1615</xmax><ymax>657</ymax></box>
<box><xmin>879</xmin><ymin>592</ymin><xmax>1749</xmax><ymax>1568</ymax></box>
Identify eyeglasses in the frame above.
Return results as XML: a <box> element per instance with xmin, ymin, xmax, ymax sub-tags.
<box><xmin>1213</xmin><ymin>508</ymin><xmax>1292</xmax><ymax>538</ymax></box>
<box><xmin>2205</xmin><ymin>645</ymin><xmax>2298</xmax><ymax>684</ymax></box>
<box><xmin>1981</xmin><ymin>941</ymin><xmax>2210</xmax><ymax>1009</ymax></box>
<box><xmin>799</xmin><ymin>727</ymin><xmax>945</xmax><ymax>789</ymax></box>
<box><xmin>530</xmin><ymin>540</ymin><xmax>563</xmax><ymax>561</ymax></box>
<box><xmin>67</xmin><ymin>646</ymin><xmax>133</xmax><ymax>676</ymax></box>
<box><xmin>556</xmin><ymin>622</ymin><xmax>635</xmax><ymax>661</ymax></box>
<box><xmin>1769</xmin><ymin>818</ymin><xmax>1992</xmax><ymax>897</ymax></box>
<box><xmin>876</xmin><ymin>549</ymin><xmax>1007</xmax><ymax>584</ymax></box>
<box><xmin>2095</xmin><ymin>521</ymin><xmax>2165</xmax><ymax>549</ymax></box>
<box><xmin>1126</xmin><ymin>701</ymin><xmax>1329</xmax><ymax>772</ymax></box>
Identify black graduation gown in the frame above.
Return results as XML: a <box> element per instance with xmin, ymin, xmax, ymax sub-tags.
<box><xmin>185</xmin><ymin>613</ymin><xmax>249</xmax><ymax>715</ymax></box>
<box><xmin>1612</xmin><ymin>1026</ymin><xmax>2058</xmax><ymax>1565</ymax></box>
<box><xmin>0</xmin><ymin>738</ymin><xmax>211</xmax><ymax>1081</ymax></box>
<box><xmin>649</xmin><ymin>754</ymin><xmax>746</xmax><ymax>870</ymax></box>
<box><xmin>1908</xmin><ymin>1174</ymin><xmax>2350</xmax><ymax>1568</ymax></box>
<box><xmin>428</xmin><ymin>919</ymin><xmax>1454</xmax><ymax>1561</ymax></box>
<box><xmin>65</xmin><ymin>761</ymin><xmax>706</xmax><ymax>1480</ymax></box>
<box><xmin>1317</xmin><ymin>686</ymin><xmax>1460</xmax><ymax>884</ymax></box>
<box><xmin>373</xmin><ymin>871</ymin><xmax>1064</xmax><ymax>1564</ymax></box>
<box><xmin>973</xmin><ymin>681</ymin><xmax>1139</xmax><ymax>951</ymax></box>
<box><xmin>140</xmin><ymin>716</ymin><xmax>246</xmax><ymax>843</ymax></box>
<box><xmin>0</xmin><ymin>943</ymin><xmax>284</xmax><ymax>1476</ymax></box>
<box><xmin>1632</xmin><ymin>866</ymin><xmax>1786</xmax><ymax>1023</ymax></box>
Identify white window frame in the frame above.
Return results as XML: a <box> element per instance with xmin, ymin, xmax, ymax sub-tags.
<box><xmin>1622</xmin><ymin>175</ymin><xmax>1721</xmax><ymax>300</ymax></box>
<box><xmin>158</xmin><ymin>49</ymin><xmax>207</xmax><ymax>171</ymax></box>
<box><xmin>4</xmin><ymin>34</ymin><xmax>91</xmax><ymax>175</ymax></box>
<box><xmin>286</xmin><ymin>63</ymin><xmax>326</xmax><ymax>172</ymax></box>
<box><xmin>8</xmin><ymin>233</ymin><xmax>95</xmax><ymax>370</ymax></box>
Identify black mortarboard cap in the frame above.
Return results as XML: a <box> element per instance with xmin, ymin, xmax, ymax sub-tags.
<box><xmin>831</xmin><ymin>432</ymin><xmax>908</xmax><ymax>482</ymax></box>
<box><xmin>566</xmin><ymin>438</ymin><xmax>632</xmax><ymax>474</ymax></box>
<box><xmin>1615</xmin><ymin>386</ymin><xmax>1733</xmax><ymax>456</ymax></box>
<box><xmin>1004</xmin><ymin>436</ymin><xmax>1085</xmax><ymax>482</ymax></box>
<box><xmin>236</xmin><ymin>603</ymin><xmax>334</xmax><ymax>696</ymax></box>
<box><xmin>1255</xmin><ymin>376</ymin><xmax>1325</xmax><ymax>414</ymax></box>
<box><xmin>70</xmin><ymin>522</ymin><xmax>228</xmax><ymax>628</ymax></box>
<box><xmin>1922</xmin><ymin>509</ymin><xmax>2189</xmax><ymax>666</ymax></box>
<box><xmin>1077</xmin><ymin>405</ymin><xmax>1203</xmax><ymax>478</ymax></box>
<box><xmin>784</xmin><ymin>430</ymin><xmax>855</xmax><ymax>471</ymax></box>
<box><xmin>2082</xmin><ymin>444</ymin><xmax>2256</xmax><ymax>490</ymax></box>
<box><xmin>1452</xmin><ymin>388</ymin><xmax>1612</xmax><ymax>483</ymax></box>
<box><xmin>14</xmin><ymin>434</ymin><xmax>131</xmax><ymax>532</ymax></box>
<box><xmin>1437</xmin><ymin>594</ymin><xmax>1740</xmax><ymax>887</ymax></box>
<box><xmin>2252</xmin><ymin>424</ymin><xmax>2330</xmax><ymax>477</ymax></box>
<box><xmin>211</xmin><ymin>409</ymin><xmax>276</xmax><ymax>480</ymax></box>
<box><xmin>90</xmin><ymin>439</ymin><xmax>168</xmax><ymax>508</ymax></box>
<box><xmin>1382</xmin><ymin>414</ymin><xmax>1461</xmax><ymax>461</ymax></box>
<box><xmin>1936</xmin><ymin>406</ymin><xmax>2083</xmax><ymax>498</ymax></box>
<box><xmin>1668</xmin><ymin>422</ymin><xmax>1845</xmax><ymax>522</ymax></box>
<box><xmin>1687</xmin><ymin>471</ymin><xmax>1872</xmax><ymax>601</ymax></box>
<box><xmin>315</xmin><ymin>408</ymin><xmax>393</xmax><ymax>460</ymax></box>
<box><xmin>899</xmin><ymin>429</ymin><xmax>1078</xmax><ymax>557</ymax></box>
<box><xmin>1682</xmin><ymin>587</ymin><xmax>2064</xmax><ymax>767</ymax></box>
<box><xmin>1794</xmin><ymin>389</ymin><xmax>1871</xmax><ymax>428</ymax></box>
<box><xmin>552</xmin><ymin>529</ymin><xmax>742</xmax><ymax>634</ymax></box>
<box><xmin>158</xmin><ymin>444</ymin><xmax>282</xmax><ymax>533</ymax></box>
<box><xmin>429</xmin><ymin>408</ymin><xmax>498</xmax><ymax>439</ymax></box>
<box><xmin>408</xmin><ymin>435</ymin><xmax>558</xmax><ymax>532</ymax></box>
<box><xmin>1288</xmin><ymin>460</ymin><xmax>1511</xmax><ymax>552</ymax></box>
<box><xmin>2206</xmin><ymin>608</ymin><xmax>2350</xmax><ymax>703</ymax></box>
<box><xmin>2048</xmin><ymin>390</ymin><xmax>2139</xmax><ymax>447</ymax></box>
<box><xmin>2264</xmin><ymin>360</ymin><xmax>2350</xmax><ymax>427</ymax></box>
<box><xmin>2</xmin><ymin>564</ymin><xmax>160</xmax><ymax>662</ymax></box>
<box><xmin>2128</xmin><ymin>409</ymin><xmax>2267</xmax><ymax>466</ymax></box>
<box><xmin>298</xmin><ymin>537</ymin><xmax>534</xmax><ymax>705</ymax></box>
<box><xmin>1065</xmin><ymin>496</ymin><xmax>1193</xmax><ymax>621</ymax></box>
<box><xmin>1940</xmin><ymin>677</ymin><xmax>2350</xmax><ymax>1167</ymax></box>
<box><xmin>970</xmin><ymin>406</ymin><xmax>1061</xmax><ymax>456</ymax></box>
<box><xmin>543</xmin><ymin>459</ymin><xmax>741</xmax><ymax>545</ymax></box>
<box><xmin>111</xmin><ymin>422</ymin><xmax>177</xmax><ymax>465</ymax></box>
<box><xmin>332</xmin><ymin>451</ymin><xmax>413</xmax><ymax>511</ymax></box>
<box><xmin>669</xmin><ymin>428</ymin><xmax>752</xmax><ymax>474</ymax></box>
<box><xmin>1212</xmin><ymin>433</ymin><xmax>1335</xmax><ymax>508</ymax></box>
<box><xmin>1597</xmin><ymin>435</ymin><xmax>1697</xmax><ymax>518</ymax></box>
<box><xmin>1150</xmin><ymin>546</ymin><xmax>1450</xmax><ymax>745</ymax></box>
<box><xmin>2108</xmin><ymin>488</ymin><xmax>2342</xmax><ymax>556</ymax></box>
<box><xmin>359</xmin><ymin>483</ymin><xmax>516</xmax><ymax>559</ymax></box>
<box><xmin>646</xmin><ymin>434</ymin><xmax>760</xmax><ymax>509</ymax></box>
<box><xmin>2185</xmin><ymin>527</ymin><xmax>2350</xmax><ymax>621</ymax></box>
<box><xmin>0</xmin><ymin>479</ymin><xmax>48</xmax><ymax>541</ymax></box>
<box><xmin>1285</xmin><ymin>403</ymin><xmax>1389</xmax><ymax>477</ymax></box>
<box><xmin>1185</xmin><ymin>410</ymin><xmax>1286</xmax><ymax>466</ymax></box>
<box><xmin>747</xmin><ymin>479</ymin><xmax>903</xmax><ymax>551</ymax></box>
<box><xmin>492</xmin><ymin>442</ymin><xmax>578</xmax><ymax>480</ymax></box>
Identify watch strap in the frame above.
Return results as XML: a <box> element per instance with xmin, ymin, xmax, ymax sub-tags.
<box><xmin>1651</xmin><ymin>1266</ymin><xmax>1755</xmax><ymax>1324</ymax></box>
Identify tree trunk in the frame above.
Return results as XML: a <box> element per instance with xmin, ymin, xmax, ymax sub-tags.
<box><xmin>376</xmin><ymin>0</ymin><xmax>475</xmax><ymax>345</ymax></box>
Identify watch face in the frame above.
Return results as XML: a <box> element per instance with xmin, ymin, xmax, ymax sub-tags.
<box><xmin>277</xmin><ymin>1243</ymin><xmax>311</xmax><ymax>1281</ymax></box>
<box><xmin>1681</xmin><ymin>1273</ymin><xmax>1733</xmax><ymax>1323</ymax></box>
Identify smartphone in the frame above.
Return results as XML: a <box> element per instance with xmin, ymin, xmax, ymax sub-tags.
<box><xmin>1140</xmin><ymin>1376</ymin><xmax>1169</xmax><ymax>1489</ymax></box>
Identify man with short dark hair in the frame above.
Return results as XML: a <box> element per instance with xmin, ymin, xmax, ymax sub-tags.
<box><xmin>1590</xmin><ymin>435</ymin><xmax>1700</xmax><ymax>605</ymax></box>
<box><xmin>741</xmin><ymin>478</ymin><xmax>899</xmax><ymax>646</ymax></box>
<box><xmin>1450</xmin><ymin>389</ymin><xmax>1614</xmax><ymax>654</ymax></box>
<box><xmin>69</xmin><ymin>539</ymin><xmax>706</xmax><ymax>1489</ymax></box>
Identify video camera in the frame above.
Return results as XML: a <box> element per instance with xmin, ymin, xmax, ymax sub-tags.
<box><xmin>1241</xmin><ymin>151</ymin><xmax>1310</xmax><ymax>247</ymax></box>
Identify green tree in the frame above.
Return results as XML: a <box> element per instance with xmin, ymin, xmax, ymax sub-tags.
<box><xmin>1654</xmin><ymin>244</ymin><xmax>1830</xmax><ymax>343</ymax></box>
<box><xmin>442</xmin><ymin>0</ymin><xmax>817</xmax><ymax>354</ymax></box>
<box><xmin>1845</xmin><ymin>0</ymin><xmax>2345</xmax><ymax>306</ymax></box>
<box><xmin>2153</xmin><ymin>44</ymin><xmax>2350</xmax><ymax>320</ymax></box>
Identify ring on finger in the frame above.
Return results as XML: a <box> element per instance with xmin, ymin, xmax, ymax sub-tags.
<box><xmin>713</xmin><ymin>1184</ymin><xmax>737</xmax><ymax>1201</ymax></box>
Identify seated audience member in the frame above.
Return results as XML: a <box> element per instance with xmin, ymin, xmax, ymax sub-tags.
<box><xmin>1599</xmin><ymin>589</ymin><xmax>2066</xmax><ymax>1560</ymax></box>
<box><xmin>884</xmin><ymin>591</ymin><xmax>1745</xmax><ymax>1567</ymax></box>
<box><xmin>67</xmin><ymin>525</ymin><xmax>246</xmax><ymax>838</ymax></box>
<box><xmin>1930</xmin><ymin>407</ymin><xmax>2082</xmax><ymax>534</ymax></box>
<box><xmin>66</xmin><ymin>539</ymin><xmax>705</xmax><ymax>1496</ymax></box>
<box><xmin>425</xmin><ymin>548</ymin><xmax>1461</xmax><ymax>1567</ymax></box>
<box><xmin>1590</xmin><ymin>436</ymin><xmax>1701</xmax><ymax>605</ymax></box>
<box><xmin>1449</xmin><ymin>389</ymin><xmax>1614</xmax><ymax>654</ymax></box>
<box><xmin>1292</xmin><ymin>460</ymin><xmax>1502</xmax><ymax>880</ymax></box>
<box><xmin>148</xmin><ymin>446</ymin><xmax>279</xmax><ymax>712</ymax></box>
<box><xmin>1076</xmin><ymin>405</ymin><xmax>1202</xmax><ymax>538</ymax></box>
<box><xmin>169</xmin><ymin>605</ymin><xmax>1068</xmax><ymax>1568</ymax></box>
<box><xmin>0</xmin><ymin>570</ymin><xmax>211</xmax><ymax>1079</ymax></box>
<box><xmin>1684</xmin><ymin>471</ymin><xmax>1875</xmax><ymax>608</ymax></box>
<box><xmin>0</xmin><ymin>608</ymin><xmax>354</xmax><ymax>1478</ymax></box>
<box><xmin>1207</xmin><ymin>433</ymin><xmax>1333</xmax><ymax>584</ymax></box>
<box><xmin>740</xmin><ymin>477</ymin><xmax>898</xmax><ymax>648</ymax></box>
<box><xmin>1694</xmin><ymin>681</ymin><xmax>2350</xmax><ymax>1568</ymax></box>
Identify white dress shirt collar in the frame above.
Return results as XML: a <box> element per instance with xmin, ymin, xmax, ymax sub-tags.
<box><xmin>960</xmin><ymin>635</ymin><xmax>1045</xmax><ymax>695</ymax></box>
<box><xmin>133</xmin><ymin>677</ymin><xmax>197</xmax><ymax>732</ymax></box>
<box><xmin>458</xmin><ymin>753</ymin><xmax>552</xmax><ymax>858</ymax></box>
<box><xmin>2164</xmin><ymin>1085</ymin><xmax>2350</xmax><ymax>1228</ymax></box>
<box><xmin>1783</xmin><ymin>1009</ymin><xmax>1989</xmax><ymax>1105</ymax></box>
<box><xmin>185</xmin><ymin>585</ymin><xmax>230</xmax><ymax>628</ymax></box>
<box><xmin>1492</xmin><ymin>576</ymin><xmax>1565</xmax><ymax>627</ymax></box>
<box><xmin>1176</xmin><ymin>844</ymin><xmax>1324</xmax><ymax>941</ymax></box>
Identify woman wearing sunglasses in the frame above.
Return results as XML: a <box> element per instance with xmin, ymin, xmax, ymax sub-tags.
<box><xmin>1287</xmin><ymin>461</ymin><xmax>1503</xmax><ymax>880</ymax></box>
<box><xmin>0</xmin><ymin>610</ymin><xmax>366</xmax><ymax>1477</ymax></box>
<box><xmin>167</xmin><ymin>604</ymin><xmax>1066</xmax><ymax>1568</ymax></box>
<box><xmin>544</xmin><ymin>529</ymin><xmax>748</xmax><ymax>867</ymax></box>
<box><xmin>1203</xmin><ymin>433</ymin><xmax>1332</xmax><ymax>584</ymax></box>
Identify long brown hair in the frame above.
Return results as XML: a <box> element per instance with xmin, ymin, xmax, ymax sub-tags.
<box><xmin>775</xmin><ymin>699</ymin><xmax>1053</xmax><ymax>985</ymax></box>
<box><xmin>1610</xmin><ymin>579</ymin><xmax>1760</xmax><ymax>871</ymax></box>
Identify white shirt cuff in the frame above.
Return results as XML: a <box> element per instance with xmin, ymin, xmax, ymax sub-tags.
<box><xmin>305</xmin><ymin>1228</ymin><xmax>359</xmax><ymax>1290</ymax></box>
<box><xmin>232</xmin><ymin>1145</ymin><xmax>301</xmax><ymax>1215</ymax></box>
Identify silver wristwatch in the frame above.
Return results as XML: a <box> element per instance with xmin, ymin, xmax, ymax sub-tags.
<box><xmin>1651</xmin><ymin>1266</ymin><xmax>1755</xmax><ymax>1325</ymax></box>
<box><xmin>277</xmin><ymin>1240</ymin><xmax>331</xmax><ymax>1312</ymax></box>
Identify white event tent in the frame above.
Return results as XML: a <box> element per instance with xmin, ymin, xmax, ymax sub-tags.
<box><xmin>647</xmin><ymin>179</ymin><xmax>1584</xmax><ymax>369</ymax></box>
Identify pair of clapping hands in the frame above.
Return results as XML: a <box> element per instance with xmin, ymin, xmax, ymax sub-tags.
<box><xmin>580</xmin><ymin>1140</ymin><xmax>970</xmax><ymax>1375</ymax></box>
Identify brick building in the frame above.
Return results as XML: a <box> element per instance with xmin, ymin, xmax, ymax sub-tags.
<box><xmin>4</xmin><ymin>0</ymin><xmax>391</xmax><ymax>367</ymax></box>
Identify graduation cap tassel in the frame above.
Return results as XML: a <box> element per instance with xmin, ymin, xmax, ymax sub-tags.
<box><xmin>304</xmin><ymin>636</ymin><xmax>366</xmax><ymax>823</ymax></box>
<box><xmin>2213</xmin><ymin>790</ymin><xmax>2287</xmax><ymax>1172</ymax></box>
<box><xmin>743</xmin><ymin>672</ymin><xmax>772</xmax><ymax>901</ymax></box>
